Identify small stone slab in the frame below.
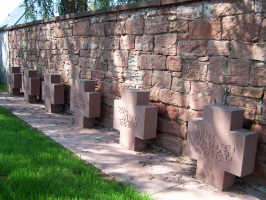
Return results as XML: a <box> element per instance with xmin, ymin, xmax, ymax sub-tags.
<box><xmin>77</xmin><ymin>79</ymin><xmax>101</xmax><ymax>128</ymax></box>
<box><xmin>23</xmin><ymin>69</ymin><xmax>41</xmax><ymax>103</ymax></box>
<box><xmin>113</xmin><ymin>88</ymin><xmax>158</xmax><ymax>151</ymax></box>
<box><xmin>8</xmin><ymin>67</ymin><xmax>22</xmax><ymax>95</ymax></box>
<box><xmin>187</xmin><ymin>104</ymin><xmax>259</xmax><ymax>190</ymax></box>
<box><xmin>42</xmin><ymin>74</ymin><xmax>65</xmax><ymax>113</ymax></box>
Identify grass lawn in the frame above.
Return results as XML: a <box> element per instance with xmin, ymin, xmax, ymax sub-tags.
<box><xmin>0</xmin><ymin>106</ymin><xmax>151</xmax><ymax>200</ymax></box>
<box><xmin>0</xmin><ymin>83</ymin><xmax>8</xmax><ymax>92</ymax></box>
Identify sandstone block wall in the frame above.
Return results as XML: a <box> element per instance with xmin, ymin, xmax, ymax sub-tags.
<box><xmin>4</xmin><ymin>0</ymin><xmax>266</xmax><ymax>177</ymax></box>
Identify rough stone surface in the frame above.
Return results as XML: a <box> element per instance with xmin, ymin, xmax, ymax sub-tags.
<box><xmin>152</xmin><ymin>71</ymin><xmax>171</xmax><ymax>89</ymax></box>
<box><xmin>113</xmin><ymin>89</ymin><xmax>158</xmax><ymax>151</ymax></box>
<box><xmin>187</xmin><ymin>104</ymin><xmax>259</xmax><ymax>190</ymax></box>
<box><xmin>154</xmin><ymin>33</ymin><xmax>177</xmax><ymax>56</ymax></box>
<box><xmin>222</xmin><ymin>14</ymin><xmax>261</xmax><ymax>41</ymax></box>
<box><xmin>0</xmin><ymin>93</ymin><xmax>264</xmax><ymax>200</ymax></box>
<box><xmin>189</xmin><ymin>20</ymin><xmax>221</xmax><ymax>40</ymax></box>
<box><xmin>166</xmin><ymin>56</ymin><xmax>182</xmax><ymax>71</ymax></box>
<box><xmin>6</xmin><ymin>0</ymin><xmax>266</xmax><ymax>178</ymax></box>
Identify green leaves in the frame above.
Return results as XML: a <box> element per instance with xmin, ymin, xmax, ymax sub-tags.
<box><xmin>23</xmin><ymin>0</ymin><xmax>143</xmax><ymax>21</ymax></box>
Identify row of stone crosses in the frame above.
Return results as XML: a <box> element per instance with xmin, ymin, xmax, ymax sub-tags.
<box><xmin>9</xmin><ymin>67</ymin><xmax>259</xmax><ymax>191</ymax></box>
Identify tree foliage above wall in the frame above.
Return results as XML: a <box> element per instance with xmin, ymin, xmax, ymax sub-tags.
<box><xmin>23</xmin><ymin>0</ymin><xmax>143</xmax><ymax>21</ymax></box>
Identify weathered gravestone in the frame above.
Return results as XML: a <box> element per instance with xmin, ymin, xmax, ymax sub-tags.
<box><xmin>42</xmin><ymin>74</ymin><xmax>65</xmax><ymax>113</ymax></box>
<box><xmin>113</xmin><ymin>89</ymin><xmax>158</xmax><ymax>151</ymax></box>
<box><xmin>187</xmin><ymin>104</ymin><xmax>259</xmax><ymax>190</ymax></box>
<box><xmin>8</xmin><ymin>67</ymin><xmax>22</xmax><ymax>95</ymax></box>
<box><xmin>76</xmin><ymin>79</ymin><xmax>101</xmax><ymax>128</ymax></box>
<box><xmin>23</xmin><ymin>69</ymin><xmax>41</xmax><ymax>103</ymax></box>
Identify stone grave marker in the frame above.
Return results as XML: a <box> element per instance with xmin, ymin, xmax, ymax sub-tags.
<box><xmin>113</xmin><ymin>88</ymin><xmax>158</xmax><ymax>151</ymax></box>
<box><xmin>42</xmin><ymin>74</ymin><xmax>65</xmax><ymax>113</ymax></box>
<box><xmin>8</xmin><ymin>67</ymin><xmax>22</xmax><ymax>95</ymax></box>
<box><xmin>77</xmin><ymin>79</ymin><xmax>101</xmax><ymax>128</ymax></box>
<box><xmin>187</xmin><ymin>104</ymin><xmax>259</xmax><ymax>190</ymax></box>
<box><xmin>23</xmin><ymin>69</ymin><xmax>41</xmax><ymax>103</ymax></box>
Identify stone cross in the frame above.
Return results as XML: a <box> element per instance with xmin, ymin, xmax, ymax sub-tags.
<box><xmin>113</xmin><ymin>89</ymin><xmax>158</xmax><ymax>151</ymax></box>
<box><xmin>9</xmin><ymin>67</ymin><xmax>22</xmax><ymax>95</ymax></box>
<box><xmin>77</xmin><ymin>79</ymin><xmax>101</xmax><ymax>128</ymax></box>
<box><xmin>23</xmin><ymin>69</ymin><xmax>41</xmax><ymax>103</ymax></box>
<box><xmin>42</xmin><ymin>74</ymin><xmax>65</xmax><ymax>113</ymax></box>
<box><xmin>187</xmin><ymin>104</ymin><xmax>258</xmax><ymax>190</ymax></box>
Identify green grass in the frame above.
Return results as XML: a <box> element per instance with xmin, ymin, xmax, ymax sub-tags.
<box><xmin>0</xmin><ymin>107</ymin><xmax>151</xmax><ymax>200</ymax></box>
<box><xmin>0</xmin><ymin>83</ymin><xmax>8</xmax><ymax>92</ymax></box>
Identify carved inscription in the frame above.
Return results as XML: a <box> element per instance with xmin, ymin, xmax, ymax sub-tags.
<box><xmin>188</xmin><ymin>122</ymin><xmax>235</xmax><ymax>162</ymax></box>
<box><xmin>118</xmin><ymin>106</ymin><xmax>137</xmax><ymax>128</ymax></box>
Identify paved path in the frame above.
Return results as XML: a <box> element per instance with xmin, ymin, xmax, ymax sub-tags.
<box><xmin>0</xmin><ymin>93</ymin><xmax>265</xmax><ymax>200</ymax></box>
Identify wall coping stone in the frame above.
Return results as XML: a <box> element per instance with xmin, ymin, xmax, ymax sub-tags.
<box><xmin>0</xmin><ymin>0</ymin><xmax>199</xmax><ymax>31</ymax></box>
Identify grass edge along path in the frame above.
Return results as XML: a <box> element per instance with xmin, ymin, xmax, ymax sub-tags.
<box><xmin>0</xmin><ymin>106</ymin><xmax>152</xmax><ymax>200</ymax></box>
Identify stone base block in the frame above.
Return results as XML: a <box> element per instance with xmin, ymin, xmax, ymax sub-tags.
<box><xmin>25</xmin><ymin>95</ymin><xmax>40</xmax><ymax>103</ymax></box>
<box><xmin>120</xmin><ymin>130</ymin><xmax>147</xmax><ymax>151</ymax></box>
<box><xmin>197</xmin><ymin>160</ymin><xmax>236</xmax><ymax>191</ymax></box>
<box><xmin>9</xmin><ymin>88</ymin><xmax>21</xmax><ymax>96</ymax></box>
<box><xmin>82</xmin><ymin>117</ymin><xmax>96</xmax><ymax>128</ymax></box>
<box><xmin>46</xmin><ymin>104</ymin><xmax>64</xmax><ymax>113</ymax></box>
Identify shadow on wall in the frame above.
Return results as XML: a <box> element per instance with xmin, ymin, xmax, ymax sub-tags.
<box><xmin>0</xmin><ymin>31</ymin><xmax>8</xmax><ymax>83</ymax></box>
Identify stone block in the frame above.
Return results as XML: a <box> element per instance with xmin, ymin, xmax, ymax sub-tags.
<box><xmin>88</xmin><ymin>23</ymin><xmax>105</xmax><ymax>36</ymax></box>
<box><xmin>113</xmin><ymin>89</ymin><xmax>158</xmax><ymax>151</ymax></box>
<box><xmin>43</xmin><ymin>74</ymin><xmax>65</xmax><ymax>113</ymax></box>
<box><xmin>189</xmin><ymin>19</ymin><xmax>221</xmax><ymax>40</ymax></box>
<box><xmin>226</xmin><ymin>96</ymin><xmax>259</xmax><ymax>110</ymax></box>
<box><xmin>225</xmin><ymin>59</ymin><xmax>251</xmax><ymax>86</ymax></box>
<box><xmin>171</xmin><ymin>78</ymin><xmax>190</xmax><ymax>93</ymax></box>
<box><xmin>83</xmin><ymin>92</ymin><xmax>101</xmax><ymax>118</ymax></box>
<box><xmin>73</xmin><ymin>21</ymin><xmax>89</xmax><ymax>36</ymax></box>
<box><xmin>187</xmin><ymin>104</ymin><xmax>259</xmax><ymax>190</ymax></box>
<box><xmin>183</xmin><ymin>61</ymin><xmax>208</xmax><ymax>81</ymax></box>
<box><xmin>145</xmin><ymin>16</ymin><xmax>168</xmax><ymax>34</ymax></box>
<box><xmin>154</xmin><ymin>33</ymin><xmax>177</xmax><ymax>56</ymax></box>
<box><xmin>166</xmin><ymin>56</ymin><xmax>182</xmax><ymax>71</ymax></box>
<box><xmin>207</xmin><ymin>41</ymin><xmax>230</xmax><ymax>56</ymax></box>
<box><xmin>159</xmin><ymin>89</ymin><xmax>188</xmax><ymax>107</ymax></box>
<box><xmin>222</xmin><ymin>14</ymin><xmax>261</xmax><ymax>42</ymax></box>
<box><xmin>231</xmin><ymin>41</ymin><xmax>266</xmax><ymax>61</ymax></box>
<box><xmin>156</xmin><ymin>133</ymin><xmax>184</xmax><ymax>154</ymax></box>
<box><xmin>204</xmin><ymin>0</ymin><xmax>254</xmax><ymax>18</ymax></box>
<box><xmin>250</xmin><ymin>63</ymin><xmax>266</xmax><ymax>87</ymax></box>
<box><xmin>157</xmin><ymin>117</ymin><xmax>187</xmax><ymax>139</ymax></box>
<box><xmin>125</xmin><ymin>17</ymin><xmax>144</xmax><ymax>35</ymax></box>
<box><xmin>230</xmin><ymin>86</ymin><xmax>264</xmax><ymax>99</ymax></box>
<box><xmin>178</xmin><ymin>40</ymin><xmax>207</xmax><ymax>57</ymax></box>
<box><xmin>9</xmin><ymin>67</ymin><xmax>22</xmax><ymax>95</ymax></box>
<box><xmin>120</xmin><ymin>35</ymin><xmax>135</xmax><ymax>50</ymax></box>
<box><xmin>207</xmin><ymin>56</ymin><xmax>227</xmax><ymax>84</ymax></box>
<box><xmin>152</xmin><ymin>71</ymin><xmax>171</xmax><ymax>89</ymax></box>
<box><xmin>176</xmin><ymin>3</ymin><xmax>203</xmax><ymax>20</ymax></box>
<box><xmin>77</xmin><ymin>79</ymin><xmax>101</xmax><ymax>128</ymax></box>
<box><xmin>109</xmin><ymin>50</ymin><xmax>128</xmax><ymax>67</ymax></box>
<box><xmin>139</xmin><ymin>55</ymin><xmax>166</xmax><ymax>70</ymax></box>
<box><xmin>189</xmin><ymin>82</ymin><xmax>225</xmax><ymax>110</ymax></box>
<box><xmin>23</xmin><ymin>69</ymin><xmax>41</xmax><ymax>103</ymax></box>
<box><xmin>135</xmin><ymin>35</ymin><xmax>153</xmax><ymax>52</ymax></box>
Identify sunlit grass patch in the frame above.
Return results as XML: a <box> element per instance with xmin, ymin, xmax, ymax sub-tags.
<box><xmin>0</xmin><ymin>107</ymin><xmax>151</xmax><ymax>200</ymax></box>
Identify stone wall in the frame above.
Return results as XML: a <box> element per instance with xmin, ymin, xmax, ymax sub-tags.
<box><xmin>4</xmin><ymin>0</ymin><xmax>266</xmax><ymax>177</ymax></box>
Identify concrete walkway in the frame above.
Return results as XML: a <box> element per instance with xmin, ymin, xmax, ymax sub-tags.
<box><xmin>0</xmin><ymin>93</ymin><xmax>265</xmax><ymax>200</ymax></box>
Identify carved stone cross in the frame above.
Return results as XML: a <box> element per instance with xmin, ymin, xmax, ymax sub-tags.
<box><xmin>187</xmin><ymin>104</ymin><xmax>259</xmax><ymax>190</ymax></box>
<box><xmin>77</xmin><ymin>79</ymin><xmax>101</xmax><ymax>128</ymax></box>
<box><xmin>113</xmin><ymin>89</ymin><xmax>158</xmax><ymax>151</ymax></box>
<box><xmin>9</xmin><ymin>67</ymin><xmax>22</xmax><ymax>95</ymax></box>
<box><xmin>42</xmin><ymin>74</ymin><xmax>65</xmax><ymax>113</ymax></box>
<box><xmin>23</xmin><ymin>69</ymin><xmax>41</xmax><ymax>103</ymax></box>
